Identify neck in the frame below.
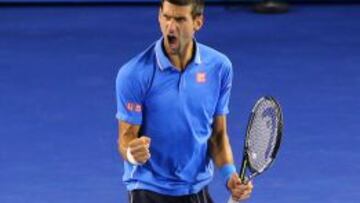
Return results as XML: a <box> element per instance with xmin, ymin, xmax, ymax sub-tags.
<box><xmin>167</xmin><ymin>40</ymin><xmax>195</xmax><ymax>71</ymax></box>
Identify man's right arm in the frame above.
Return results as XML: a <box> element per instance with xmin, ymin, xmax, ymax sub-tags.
<box><xmin>118</xmin><ymin>120</ymin><xmax>151</xmax><ymax>164</ymax></box>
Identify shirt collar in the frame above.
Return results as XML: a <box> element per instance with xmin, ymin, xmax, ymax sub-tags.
<box><xmin>155</xmin><ymin>37</ymin><xmax>202</xmax><ymax>71</ymax></box>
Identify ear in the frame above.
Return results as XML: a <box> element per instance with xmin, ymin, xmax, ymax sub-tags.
<box><xmin>158</xmin><ymin>8</ymin><xmax>162</xmax><ymax>23</ymax></box>
<box><xmin>193</xmin><ymin>15</ymin><xmax>204</xmax><ymax>32</ymax></box>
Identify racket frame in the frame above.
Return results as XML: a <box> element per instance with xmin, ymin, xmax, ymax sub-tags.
<box><xmin>239</xmin><ymin>96</ymin><xmax>283</xmax><ymax>182</ymax></box>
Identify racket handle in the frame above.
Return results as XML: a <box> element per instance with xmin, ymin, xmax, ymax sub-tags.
<box><xmin>227</xmin><ymin>196</ymin><xmax>240</xmax><ymax>203</ymax></box>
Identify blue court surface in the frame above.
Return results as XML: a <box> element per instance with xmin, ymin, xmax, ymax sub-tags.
<box><xmin>1</xmin><ymin>4</ymin><xmax>360</xmax><ymax>203</ymax></box>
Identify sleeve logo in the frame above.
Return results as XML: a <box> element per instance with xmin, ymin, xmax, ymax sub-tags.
<box><xmin>126</xmin><ymin>102</ymin><xmax>142</xmax><ymax>112</ymax></box>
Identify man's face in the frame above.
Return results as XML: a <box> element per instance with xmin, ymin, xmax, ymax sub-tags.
<box><xmin>159</xmin><ymin>1</ymin><xmax>203</xmax><ymax>55</ymax></box>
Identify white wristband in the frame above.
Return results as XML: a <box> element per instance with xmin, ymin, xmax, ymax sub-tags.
<box><xmin>126</xmin><ymin>147</ymin><xmax>141</xmax><ymax>165</ymax></box>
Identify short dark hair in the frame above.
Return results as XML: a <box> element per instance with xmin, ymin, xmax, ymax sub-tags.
<box><xmin>160</xmin><ymin>0</ymin><xmax>205</xmax><ymax>18</ymax></box>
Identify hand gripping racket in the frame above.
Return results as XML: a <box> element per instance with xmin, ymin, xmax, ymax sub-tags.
<box><xmin>228</xmin><ymin>96</ymin><xmax>283</xmax><ymax>203</ymax></box>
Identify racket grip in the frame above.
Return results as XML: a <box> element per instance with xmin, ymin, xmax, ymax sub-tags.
<box><xmin>227</xmin><ymin>196</ymin><xmax>240</xmax><ymax>203</ymax></box>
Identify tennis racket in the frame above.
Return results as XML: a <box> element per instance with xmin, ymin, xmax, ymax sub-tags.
<box><xmin>228</xmin><ymin>96</ymin><xmax>283</xmax><ymax>203</ymax></box>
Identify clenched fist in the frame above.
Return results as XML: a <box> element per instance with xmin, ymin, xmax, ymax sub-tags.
<box><xmin>127</xmin><ymin>136</ymin><xmax>151</xmax><ymax>165</ymax></box>
<box><xmin>227</xmin><ymin>173</ymin><xmax>253</xmax><ymax>202</ymax></box>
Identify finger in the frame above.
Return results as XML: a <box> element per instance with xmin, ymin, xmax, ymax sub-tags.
<box><xmin>234</xmin><ymin>175</ymin><xmax>242</xmax><ymax>185</ymax></box>
<box><xmin>246</xmin><ymin>181</ymin><xmax>254</xmax><ymax>188</ymax></box>
<box><xmin>231</xmin><ymin>184</ymin><xmax>252</xmax><ymax>197</ymax></box>
<box><xmin>235</xmin><ymin>179</ymin><xmax>242</xmax><ymax>186</ymax></box>
<box><xmin>231</xmin><ymin>188</ymin><xmax>251</xmax><ymax>198</ymax></box>
<box><xmin>133</xmin><ymin>150</ymin><xmax>150</xmax><ymax>158</ymax></box>
<box><xmin>231</xmin><ymin>189</ymin><xmax>245</xmax><ymax>198</ymax></box>
<box><xmin>239</xmin><ymin>188</ymin><xmax>253</xmax><ymax>200</ymax></box>
<box><xmin>240</xmin><ymin>182</ymin><xmax>253</xmax><ymax>192</ymax></box>
<box><xmin>136</xmin><ymin>137</ymin><xmax>151</xmax><ymax>150</ymax></box>
<box><xmin>232</xmin><ymin>192</ymin><xmax>251</xmax><ymax>202</ymax></box>
<box><xmin>227</xmin><ymin>176</ymin><xmax>241</xmax><ymax>190</ymax></box>
<box><xmin>231</xmin><ymin>194</ymin><xmax>242</xmax><ymax>201</ymax></box>
<box><xmin>131</xmin><ymin>146</ymin><xmax>150</xmax><ymax>156</ymax></box>
<box><xmin>230</xmin><ymin>176</ymin><xmax>242</xmax><ymax>186</ymax></box>
<box><xmin>242</xmin><ymin>190</ymin><xmax>252</xmax><ymax>197</ymax></box>
<box><xmin>241</xmin><ymin>180</ymin><xmax>252</xmax><ymax>186</ymax></box>
<box><xmin>230</xmin><ymin>193</ymin><xmax>240</xmax><ymax>200</ymax></box>
<box><xmin>128</xmin><ymin>139</ymin><xmax>143</xmax><ymax>148</ymax></box>
<box><xmin>131</xmin><ymin>144</ymin><xmax>150</xmax><ymax>153</ymax></box>
<box><xmin>136</xmin><ymin>153</ymin><xmax>151</xmax><ymax>164</ymax></box>
<box><xmin>229</xmin><ymin>174</ymin><xmax>241</xmax><ymax>187</ymax></box>
<box><xmin>240</xmin><ymin>193</ymin><xmax>251</xmax><ymax>200</ymax></box>
<box><xmin>134</xmin><ymin>153</ymin><xmax>148</xmax><ymax>161</ymax></box>
<box><xmin>245</xmin><ymin>185</ymin><xmax>253</xmax><ymax>193</ymax></box>
<box><xmin>234</xmin><ymin>184</ymin><xmax>249</xmax><ymax>191</ymax></box>
<box><xmin>128</xmin><ymin>136</ymin><xmax>150</xmax><ymax>146</ymax></box>
<box><xmin>140</xmin><ymin>136</ymin><xmax>151</xmax><ymax>145</ymax></box>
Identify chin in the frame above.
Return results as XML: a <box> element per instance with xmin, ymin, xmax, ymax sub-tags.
<box><xmin>168</xmin><ymin>47</ymin><xmax>180</xmax><ymax>55</ymax></box>
<box><xmin>168</xmin><ymin>51</ymin><xmax>178</xmax><ymax>55</ymax></box>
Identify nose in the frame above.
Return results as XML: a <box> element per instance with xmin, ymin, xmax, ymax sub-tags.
<box><xmin>167</xmin><ymin>19</ymin><xmax>176</xmax><ymax>34</ymax></box>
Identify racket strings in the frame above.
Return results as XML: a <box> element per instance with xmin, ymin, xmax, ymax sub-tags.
<box><xmin>247</xmin><ymin>99</ymin><xmax>281</xmax><ymax>173</ymax></box>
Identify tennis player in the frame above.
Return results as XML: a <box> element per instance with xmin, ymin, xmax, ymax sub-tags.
<box><xmin>115</xmin><ymin>0</ymin><xmax>253</xmax><ymax>202</ymax></box>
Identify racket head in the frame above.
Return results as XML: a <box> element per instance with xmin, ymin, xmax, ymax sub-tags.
<box><xmin>240</xmin><ymin>96</ymin><xmax>283</xmax><ymax>181</ymax></box>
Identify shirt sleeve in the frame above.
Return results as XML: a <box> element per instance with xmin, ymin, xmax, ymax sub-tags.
<box><xmin>214</xmin><ymin>58</ymin><xmax>233</xmax><ymax>116</ymax></box>
<box><xmin>115</xmin><ymin>65</ymin><xmax>144</xmax><ymax>125</ymax></box>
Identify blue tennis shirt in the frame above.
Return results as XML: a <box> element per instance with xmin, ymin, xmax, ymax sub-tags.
<box><xmin>116</xmin><ymin>38</ymin><xmax>233</xmax><ymax>196</ymax></box>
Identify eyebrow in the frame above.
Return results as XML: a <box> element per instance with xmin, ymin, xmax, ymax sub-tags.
<box><xmin>163</xmin><ymin>13</ymin><xmax>187</xmax><ymax>21</ymax></box>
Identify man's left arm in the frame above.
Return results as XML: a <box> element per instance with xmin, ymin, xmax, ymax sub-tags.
<box><xmin>209</xmin><ymin>115</ymin><xmax>253</xmax><ymax>202</ymax></box>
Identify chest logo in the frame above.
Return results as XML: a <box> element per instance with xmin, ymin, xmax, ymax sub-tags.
<box><xmin>196</xmin><ymin>72</ymin><xmax>207</xmax><ymax>83</ymax></box>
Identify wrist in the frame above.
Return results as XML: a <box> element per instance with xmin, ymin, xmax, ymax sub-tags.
<box><xmin>220</xmin><ymin>164</ymin><xmax>236</xmax><ymax>184</ymax></box>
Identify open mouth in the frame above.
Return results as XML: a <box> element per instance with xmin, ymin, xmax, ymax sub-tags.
<box><xmin>167</xmin><ymin>35</ymin><xmax>177</xmax><ymax>46</ymax></box>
